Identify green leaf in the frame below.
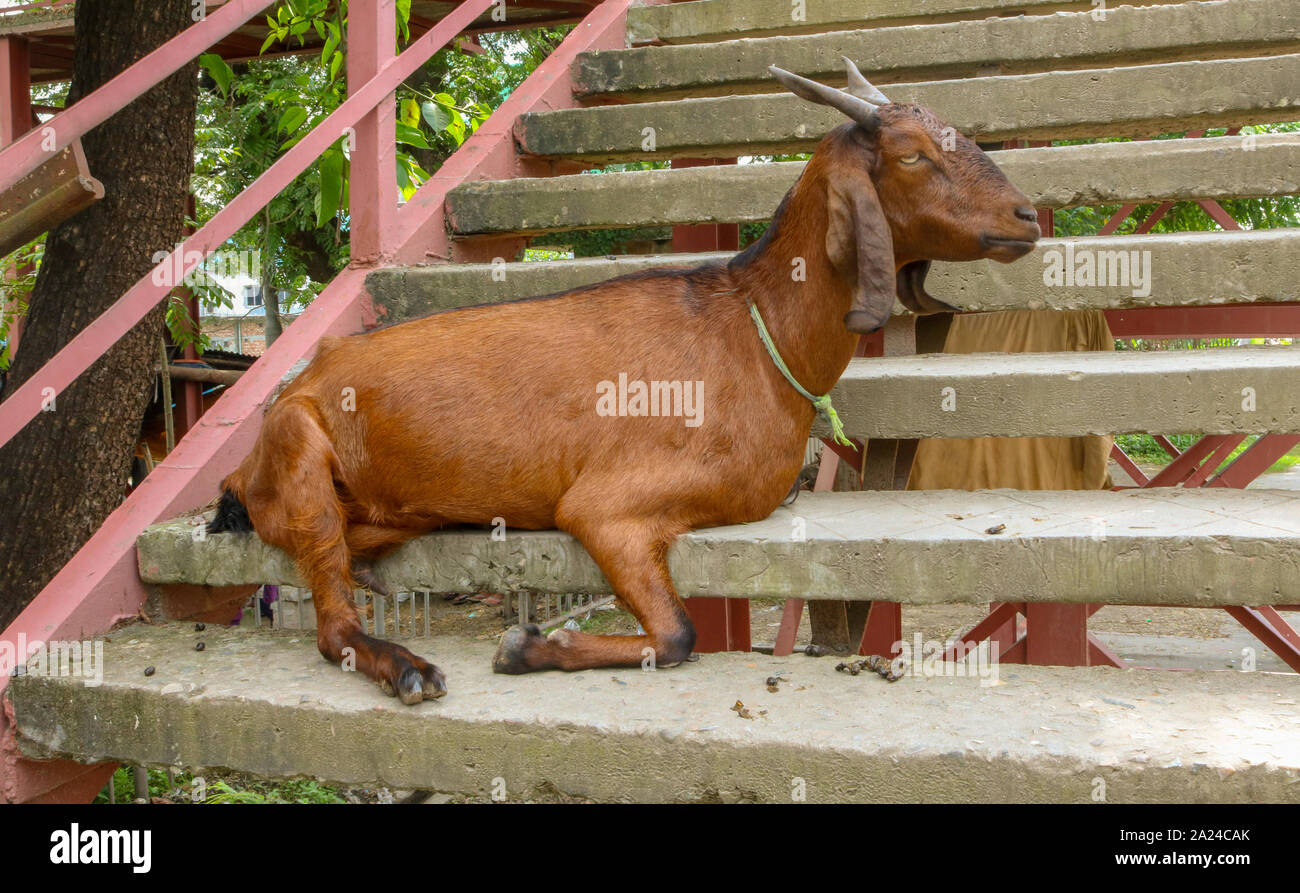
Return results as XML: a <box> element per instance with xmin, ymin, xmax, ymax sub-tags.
<box><xmin>395</xmin><ymin>121</ymin><xmax>430</xmax><ymax>149</ymax></box>
<box><xmin>329</xmin><ymin>52</ymin><xmax>342</xmax><ymax>83</ymax></box>
<box><xmin>320</xmin><ymin>30</ymin><xmax>339</xmax><ymax>65</ymax></box>
<box><xmin>277</xmin><ymin>106</ymin><xmax>308</xmax><ymax>136</ymax></box>
<box><xmin>400</xmin><ymin>97</ymin><xmax>421</xmax><ymax>128</ymax></box>
<box><xmin>199</xmin><ymin>53</ymin><xmax>234</xmax><ymax>97</ymax></box>
<box><xmin>421</xmin><ymin>100</ymin><xmax>451</xmax><ymax>132</ymax></box>
<box><xmin>447</xmin><ymin>117</ymin><xmax>465</xmax><ymax>145</ymax></box>
<box><xmin>395</xmin><ymin>0</ymin><xmax>412</xmax><ymax>42</ymax></box>
<box><xmin>317</xmin><ymin>146</ymin><xmax>343</xmax><ymax>227</ymax></box>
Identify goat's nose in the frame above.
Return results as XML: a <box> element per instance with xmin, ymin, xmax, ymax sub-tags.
<box><xmin>1014</xmin><ymin>206</ymin><xmax>1038</xmax><ymax>223</ymax></box>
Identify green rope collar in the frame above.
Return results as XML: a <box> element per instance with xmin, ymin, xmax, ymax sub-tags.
<box><xmin>747</xmin><ymin>299</ymin><xmax>855</xmax><ymax>450</ymax></box>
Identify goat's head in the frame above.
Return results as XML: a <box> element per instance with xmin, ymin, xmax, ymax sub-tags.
<box><xmin>771</xmin><ymin>59</ymin><xmax>1041</xmax><ymax>334</ymax></box>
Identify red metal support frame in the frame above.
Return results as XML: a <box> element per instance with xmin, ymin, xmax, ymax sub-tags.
<box><xmin>347</xmin><ymin>0</ymin><xmax>398</xmax><ymax>264</ymax></box>
<box><xmin>0</xmin><ymin>0</ymin><xmax>498</xmax><ymax>451</ymax></box>
<box><xmin>0</xmin><ymin>34</ymin><xmax>32</xmax><ymax>147</ymax></box>
<box><xmin>0</xmin><ymin>0</ymin><xmax>662</xmax><ymax>803</ymax></box>
<box><xmin>2</xmin><ymin>33</ymin><xmax>34</xmax><ymax>357</ymax></box>
<box><xmin>0</xmin><ymin>0</ymin><xmax>275</xmax><ymax>195</ymax></box>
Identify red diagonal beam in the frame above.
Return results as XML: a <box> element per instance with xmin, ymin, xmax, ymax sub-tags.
<box><xmin>943</xmin><ymin>602</ymin><xmax>1024</xmax><ymax>662</ymax></box>
<box><xmin>1143</xmin><ymin>435</ymin><xmax>1231</xmax><ymax>487</ymax></box>
<box><xmin>1182</xmin><ymin>434</ymin><xmax>1246</xmax><ymax>488</ymax></box>
<box><xmin>1109</xmin><ymin>443</ymin><xmax>1149</xmax><ymax>487</ymax></box>
<box><xmin>1223</xmin><ymin>607</ymin><xmax>1300</xmax><ymax>674</ymax></box>
<box><xmin>1210</xmin><ymin>434</ymin><xmax>1300</xmax><ymax>488</ymax></box>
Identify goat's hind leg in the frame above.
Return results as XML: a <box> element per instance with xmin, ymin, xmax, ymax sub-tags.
<box><xmin>248</xmin><ymin>402</ymin><xmax>446</xmax><ymax>704</ymax></box>
<box><xmin>492</xmin><ymin>516</ymin><xmax>696</xmax><ymax>673</ymax></box>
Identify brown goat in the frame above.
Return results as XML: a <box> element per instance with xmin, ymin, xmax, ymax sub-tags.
<box><xmin>209</xmin><ymin>60</ymin><xmax>1040</xmax><ymax>703</ymax></box>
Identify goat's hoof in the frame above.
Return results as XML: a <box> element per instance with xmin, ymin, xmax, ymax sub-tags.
<box><xmin>374</xmin><ymin>647</ymin><xmax>447</xmax><ymax>703</ymax></box>
<box><xmin>493</xmin><ymin>624</ymin><xmax>545</xmax><ymax>675</ymax></box>
<box><xmin>398</xmin><ymin>663</ymin><xmax>448</xmax><ymax>704</ymax></box>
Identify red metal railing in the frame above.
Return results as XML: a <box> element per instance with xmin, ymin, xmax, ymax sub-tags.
<box><xmin>0</xmin><ymin>0</ymin><xmax>497</xmax><ymax>449</ymax></box>
<box><xmin>0</xmin><ymin>0</ymin><xmax>659</xmax><ymax>803</ymax></box>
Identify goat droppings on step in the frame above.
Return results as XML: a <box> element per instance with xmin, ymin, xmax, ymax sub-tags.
<box><xmin>595</xmin><ymin>374</ymin><xmax>704</xmax><ymax>428</ymax></box>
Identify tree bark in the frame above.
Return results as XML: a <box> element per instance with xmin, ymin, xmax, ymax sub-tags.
<box><xmin>0</xmin><ymin>0</ymin><xmax>197</xmax><ymax>629</ymax></box>
<box><xmin>260</xmin><ymin>207</ymin><xmax>283</xmax><ymax>345</ymax></box>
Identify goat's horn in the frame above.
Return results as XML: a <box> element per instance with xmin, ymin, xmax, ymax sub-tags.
<box><xmin>768</xmin><ymin>64</ymin><xmax>881</xmax><ymax>130</ymax></box>
<box><xmin>842</xmin><ymin>56</ymin><xmax>890</xmax><ymax>105</ymax></box>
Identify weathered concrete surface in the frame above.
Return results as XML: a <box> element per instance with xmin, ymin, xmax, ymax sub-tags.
<box><xmin>817</xmin><ymin>347</ymin><xmax>1300</xmax><ymax>439</ymax></box>
<box><xmin>366</xmin><ymin>253</ymin><xmax>733</xmax><ymax>324</ymax></box>
<box><xmin>518</xmin><ymin>54</ymin><xmax>1300</xmax><ymax>160</ymax></box>
<box><xmin>366</xmin><ymin>230</ymin><xmax>1300</xmax><ymax>327</ymax></box>
<box><xmin>626</xmin><ymin>0</ymin><xmax>1177</xmax><ymax>44</ymax></box>
<box><xmin>8</xmin><ymin>623</ymin><xmax>1299</xmax><ymax>802</ymax></box>
<box><xmin>449</xmin><ymin>136</ymin><xmax>1300</xmax><ymax>234</ymax></box>
<box><xmin>139</xmin><ymin>490</ymin><xmax>1300</xmax><ymax>607</ymax></box>
<box><xmin>591</xmin><ymin>0</ymin><xmax>1300</xmax><ymax>99</ymax></box>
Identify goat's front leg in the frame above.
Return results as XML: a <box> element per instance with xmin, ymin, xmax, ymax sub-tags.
<box><xmin>492</xmin><ymin>517</ymin><xmax>696</xmax><ymax>674</ymax></box>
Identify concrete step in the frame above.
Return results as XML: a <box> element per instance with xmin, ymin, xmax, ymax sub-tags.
<box><xmin>449</xmin><ymin>135</ymin><xmax>1300</xmax><ymax>235</ymax></box>
<box><xmin>364</xmin><ymin>230</ymin><xmax>1300</xmax><ymax>327</ymax></box>
<box><xmin>517</xmin><ymin>54</ymin><xmax>1300</xmax><ymax>161</ymax></box>
<box><xmin>8</xmin><ymin>622</ymin><xmax>1299</xmax><ymax>801</ymax></box>
<box><xmin>627</xmin><ymin>0</ymin><xmax>1194</xmax><ymax>44</ymax></box>
<box><xmin>139</xmin><ymin>490</ymin><xmax>1300</xmax><ymax>606</ymax></box>
<box><xmin>589</xmin><ymin>0</ymin><xmax>1300</xmax><ymax>101</ymax></box>
<box><xmin>819</xmin><ymin>347</ymin><xmax>1300</xmax><ymax>440</ymax></box>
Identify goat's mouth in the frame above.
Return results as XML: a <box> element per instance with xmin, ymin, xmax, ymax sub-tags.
<box><xmin>980</xmin><ymin>233</ymin><xmax>1039</xmax><ymax>262</ymax></box>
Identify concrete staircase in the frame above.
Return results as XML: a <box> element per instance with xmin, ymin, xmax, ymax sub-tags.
<box><xmin>8</xmin><ymin>0</ymin><xmax>1300</xmax><ymax>801</ymax></box>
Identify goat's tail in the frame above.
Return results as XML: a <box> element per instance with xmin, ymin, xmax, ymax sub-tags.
<box><xmin>207</xmin><ymin>485</ymin><xmax>254</xmax><ymax>534</ymax></box>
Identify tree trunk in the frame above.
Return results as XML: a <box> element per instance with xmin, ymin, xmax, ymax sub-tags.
<box><xmin>261</xmin><ymin>207</ymin><xmax>283</xmax><ymax>345</ymax></box>
<box><xmin>0</xmin><ymin>0</ymin><xmax>197</xmax><ymax>629</ymax></box>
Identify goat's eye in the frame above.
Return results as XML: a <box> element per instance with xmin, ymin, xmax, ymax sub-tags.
<box><xmin>899</xmin><ymin>153</ymin><xmax>922</xmax><ymax>165</ymax></box>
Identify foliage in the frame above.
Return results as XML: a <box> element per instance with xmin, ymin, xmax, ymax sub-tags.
<box><xmin>1053</xmin><ymin>123</ymin><xmax>1300</xmax><ymax>237</ymax></box>
<box><xmin>1116</xmin><ymin>433</ymin><xmax>1300</xmax><ymax>474</ymax></box>
<box><xmin>94</xmin><ymin>765</ymin><xmax>345</xmax><ymax>804</ymax></box>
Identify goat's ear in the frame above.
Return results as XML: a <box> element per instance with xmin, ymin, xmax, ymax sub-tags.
<box><xmin>896</xmin><ymin>261</ymin><xmax>962</xmax><ymax>314</ymax></box>
<box><xmin>826</xmin><ymin>172</ymin><xmax>896</xmax><ymax>334</ymax></box>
